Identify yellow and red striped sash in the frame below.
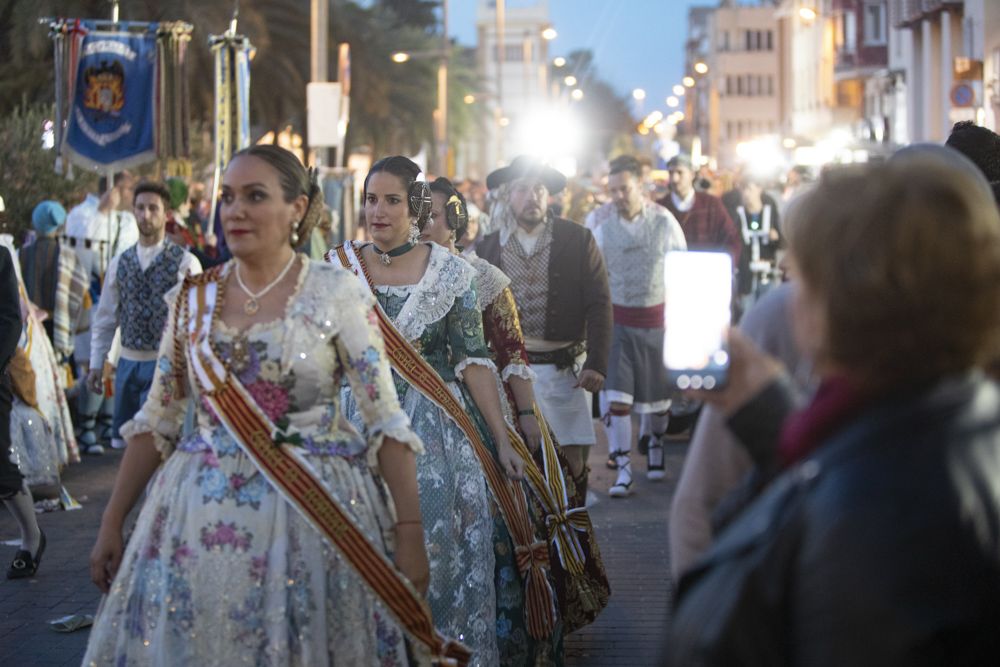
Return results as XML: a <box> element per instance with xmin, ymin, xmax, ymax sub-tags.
<box><xmin>505</xmin><ymin>413</ymin><xmax>592</xmax><ymax>576</ymax></box>
<box><xmin>331</xmin><ymin>243</ymin><xmax>557</xmax><ymax>639</ymax></box>
<box><xmin>182</xmin><ymin>273</ymin><xmax>470</xmax><ymax>667</ymax></box>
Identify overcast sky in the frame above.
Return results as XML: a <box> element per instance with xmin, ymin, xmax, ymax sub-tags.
<box><xmin>448</xmin><ymin>0</ymin><xmax>692</xmax><ymax>117</ymax></box>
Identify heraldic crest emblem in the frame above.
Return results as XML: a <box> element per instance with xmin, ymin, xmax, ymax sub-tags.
<box><xmin>82</xmin><ymin>60</ymin><xmax>126</xmax><ymax>115</ymax></box>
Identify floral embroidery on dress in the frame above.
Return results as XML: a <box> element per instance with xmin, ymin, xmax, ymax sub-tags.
<box><xmin>482</xmin><ymin>286</ymin><xmax>535</xmax><ymax>382</ymax></box>
<box><xmin>200</xmin><ymin>521</ymin><xmax>253</xmax><ymax>552</ymax></box>
<box><xmin>85</xmin><ymin>261</ymin><xmax>423</xmax><ymax>667</ymax></box>
<box><xmin>348</xmin><ymin>346</ymin><xmax>384</xmax><ymax>402</ymax></box>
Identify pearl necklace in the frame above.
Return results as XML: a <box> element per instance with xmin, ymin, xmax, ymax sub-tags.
<box><xmin>235</xmin><ymin>253</ymin><xmax>298</xmax><ymax>315</ymax></box>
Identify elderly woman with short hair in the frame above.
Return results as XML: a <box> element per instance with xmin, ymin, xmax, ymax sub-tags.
<box><xmin>668</xmin><ymin>149</ymin><xmax>1000</xmax><ymax>666</ymax></box>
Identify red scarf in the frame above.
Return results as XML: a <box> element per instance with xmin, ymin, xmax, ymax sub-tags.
<box><xmin>778</xmin><ymin>375</ymin><xmax>868</xmax><ymax>468</ymax></box>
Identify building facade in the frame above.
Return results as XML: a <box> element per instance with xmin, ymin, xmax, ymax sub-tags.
<box><xmin>890</xmin><ymin>0</ymin><xmax>1000</xmax><ymax>143</ymax></box>
<box><xmin>465</xmin><ymin>0</ymin><xmax>553</xmax><ymax>178</ymax></box>
<box><xmin>715</xmin><ymin>2</ymin><xmax>783</xmax><ymax>166</ymax></box>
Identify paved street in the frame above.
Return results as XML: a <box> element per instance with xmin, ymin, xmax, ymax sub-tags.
<box><xmin>0</xmin><ymin>438</ymin><xmax>685</xmax><ymax>666</ymax></box>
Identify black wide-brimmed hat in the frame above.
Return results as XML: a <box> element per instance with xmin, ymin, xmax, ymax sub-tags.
<box><xmin>486</xmin><ymin>155</ymin><xmax>567</xmax><ymax>194</ymax></box>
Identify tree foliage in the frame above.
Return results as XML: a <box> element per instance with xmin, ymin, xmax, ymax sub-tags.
<box><xmin>0</xmin><ymin>103</ymin><xmax>97</xmax><ymax>240</ymax></box>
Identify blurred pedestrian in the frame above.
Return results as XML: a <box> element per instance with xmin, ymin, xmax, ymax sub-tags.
<box><xmin>64</xmin><ymin>172</ymin><xmax>138</xmax><ymax>275</ymax></box>
<box><xmin>722</xmin><ymin>175</ymin><xmax>783</xmax><ymax>304</ymax></box>
<box><xmin>18</xmin><ymin>201</ymin><xmax>89</xmax><ymax>356</ymax></box>
<box><xmin>668</xmin><ymin>282</ymin><xmax>811</xmax><ymax>580</ymax></box>
<box><xmin>946</xmin><ymin>120</ymin><xmax>1000</xmax><ymax>204</ymax></box>
<box><xmin>1</xmin><ymin>247</ymin><xmax>46</xmax><ymax>579</ymax></box>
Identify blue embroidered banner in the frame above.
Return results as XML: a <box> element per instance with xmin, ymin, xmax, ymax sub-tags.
<box><xmin>65</xmin><ymin>26</ymin><xmax>158</xmax><ymax>171</ymax></box>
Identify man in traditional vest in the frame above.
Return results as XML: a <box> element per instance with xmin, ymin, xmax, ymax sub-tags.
<box><xmin>477</xmin><ymin>156</ymin><xmax>612</xmax><ymax>502</ymax></box>
<box><xmin>86</xmin><ymin>181</ymin><xmax>202</xmax><ymax>450</ymax></box>
<box><xmin>586</xmin><ymin>156</ymin><xmax>687</xmax><ymax>497</ymax></box>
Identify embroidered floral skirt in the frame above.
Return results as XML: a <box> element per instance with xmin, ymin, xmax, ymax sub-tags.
<box><xmin>345</xmin><ymin>382</ymin><xmax>500</xmax><ymax>667</ymax></box>
<box><xmin>82</xmin><ymin>431</ymin><xmax>416</xmax><ymax>667</ymax></box>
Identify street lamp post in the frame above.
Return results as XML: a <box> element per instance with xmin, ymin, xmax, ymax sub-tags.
<box><xmin>436</xmin><ymin>0</ymin><xmax>449</xmax><ymax>177</ymax></box>
<box><xmin>310</xmin><ymin>0</ymin><xmax>330</xmax><ymax>166</ymax></box>
<box><xmin>495</xmin><ymin>0</ymin><xmax>505</xmax><ymax>167</ymax></box>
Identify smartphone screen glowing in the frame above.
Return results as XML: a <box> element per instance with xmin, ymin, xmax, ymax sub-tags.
<box><xmin>662</xmin><ymin>251</ymin><xmax>732</xmax><ymax>390</ymax></box>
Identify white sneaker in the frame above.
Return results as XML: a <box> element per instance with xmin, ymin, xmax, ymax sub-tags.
<box><xmin>609</xmin><ymin>457</ymin><xmax>633</xmax><ymax>497</ymax></box>
<box><xmin>647</xmin><ymin>443</ymin><xmax>666</xmax><ymax>481</ymax></box>
<box><xmin>84</xmin><ymin>443</ymin><xmax>105</xmax><ymax>456</ymax></box>
<box><xmin>110</xmin><ymin>438</ymin><xmax>126</xmax><ymax>450</ymax></box>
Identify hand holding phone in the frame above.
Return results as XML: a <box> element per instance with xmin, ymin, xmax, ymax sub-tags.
<box><xmin>684</xmin><ymin>327</ymin><xmax>785</xmax><ymax>414</ymax></box>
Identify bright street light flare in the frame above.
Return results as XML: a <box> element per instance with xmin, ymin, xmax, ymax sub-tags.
<box><xmin>564</xmin><ymin>75</ymin><xmax>578</xmax><ymax>86</ymax></box>
<box><xmin>666</xmin><ymin>96</ymin><xmax>679</xmax><ymax>108</ymax></box>
<box><xmin>799</xmin><ymin>7</ymin><xmax>817</xmax><ymax>22</ymax></box>
<box><xmin>682</xmin><ymin>76</ymin><xmax>696</xmax><ymax>87</ymax></box>
<box><xmin>463</xmin><ymin>94</ymin><xmax>476</xmax><ymax>104</ymax></box>
<box><xmin>391</xmin><ymin>52</ymin><xmax>410</xmax><ymax>63</ymax></box>
<box><xmin>672</xmin><ymin>84</ymin><xmax>685</xmax><ymax>96</ymax></box>
<box><xmin>553</xmin><ymin>56</ymin><xmax>566</xmax><ymax>67</ymax></box>
<box><xmin>632</xmin><ymin>88</ymin><xmax>646</xmax><ymax>101</ymax></box>
<box><xmin>642</xmin><ymin>110</ymin><xmax>664</xmax><ymax>128</ymax></box>
<box><xmin>499</xmin><ymin>116</ymin><xmax>510</xmax><ymax>127</ymax></box>
<box><xmin>571</xmin><ymin>88</ymin><xmax>584</xmax><ymax>101</ymax></box>
<box><xmin>694</xmin><ymin>61</ymin><xmax>708</xmax><ymax>74</ymax></box>
<box><xmin>541</xmin><ymin>27</ymin><xmax>558</xmax><ymax>41</ymax></box>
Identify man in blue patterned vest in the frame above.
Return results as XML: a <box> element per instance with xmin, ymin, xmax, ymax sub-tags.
<box><xmin>86</xmin><ymin>181</ymin><xmax>202</xmax><ymax>450</ymax></box>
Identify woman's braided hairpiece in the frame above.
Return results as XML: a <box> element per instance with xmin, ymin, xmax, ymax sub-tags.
<box><xmin>295</xmin><ymin>166</ymin><xmax>324</xmax><ymax>244</ymax></box>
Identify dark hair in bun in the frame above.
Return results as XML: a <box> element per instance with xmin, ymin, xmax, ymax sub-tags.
<box><xmin>365</xmin><ymin>156</ymin><xmax>432</xmax><ymax>230</ymax></box>
<box><xmin>429</xmin><ymin>177</ymin><xmax>469</xmax><ymax>242</ymax></box>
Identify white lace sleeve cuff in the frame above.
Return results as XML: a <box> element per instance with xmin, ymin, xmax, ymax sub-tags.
<box><xmin>119</xmin><ymin>413</ymin><xmax>179</xmax><ymax>460</ymax></box>
<box><xmin>501</xmin><ymin>362</ymin><xmax>536</xmax><ymax>383</ymax></box>
<box><xmin>365</xmin><ymin>412</ymin><xmax>426</xmax><ymax>469</ymax></box>
<box><xmin>454</xmin><ymin>357</ymin><xmax>498</xmax><ymax>382</ymax></box>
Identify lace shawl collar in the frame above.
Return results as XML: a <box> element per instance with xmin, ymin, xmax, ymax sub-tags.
<box><xmin>384</xmin><ymin>242</ymin><xmax>476</xmax><ymax>342</ymax></box>
<box><xmin>467</xmin><ymin>255</ymin><xmax>511</xmax><ymax>310</ymax></box>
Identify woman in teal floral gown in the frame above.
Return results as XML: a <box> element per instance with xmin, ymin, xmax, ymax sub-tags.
<box><xmin>336</xmin><ymin>157</ymin><xmax>562</xmax><ymax>666</ymax></box>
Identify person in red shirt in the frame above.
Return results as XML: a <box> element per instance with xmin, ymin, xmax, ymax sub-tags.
<box><xmin>658</xmin><ymin>154</ymin><xmax>741</xmax><ymax>265</ymax></box>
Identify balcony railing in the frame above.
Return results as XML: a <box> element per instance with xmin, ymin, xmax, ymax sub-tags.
<box><xmin>892</xmin><ymin>0</ymin><xmax>963</xmax><ymax>28</ymax></box>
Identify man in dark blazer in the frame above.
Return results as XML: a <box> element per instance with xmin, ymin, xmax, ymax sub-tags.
<box><xmin>477</xmin><ymin>156</ymin><xmax>612</xmax><ymax>498</ymax></box>
<box><xmin>0</xmin><ymin>247</ymin><xmax>46</xmax><ymax>578</ymax></box>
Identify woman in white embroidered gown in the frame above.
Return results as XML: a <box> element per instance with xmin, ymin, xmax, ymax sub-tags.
<box><xmin>84</xmin><ymin>146</ymin><xmax>431</xmax><ymax>666</ymax></box>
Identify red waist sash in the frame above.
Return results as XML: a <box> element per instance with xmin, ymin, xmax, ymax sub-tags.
<box><xmin>612</xmin><ymin>303</ymin><xmax>664</xmax><ymax>329</ymax></box>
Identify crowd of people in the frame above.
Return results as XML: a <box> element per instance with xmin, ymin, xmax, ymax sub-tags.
<box><xmin>1</xmin><ymin>119</ymin><xmax>999</xmax><ymax>665</ymax></box>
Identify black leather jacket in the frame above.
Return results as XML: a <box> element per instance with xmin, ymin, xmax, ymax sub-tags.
<box><xmin>668</xmin><ymin>374</ymin><xmax>1000</xmax><ymax>666</ymax></box>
